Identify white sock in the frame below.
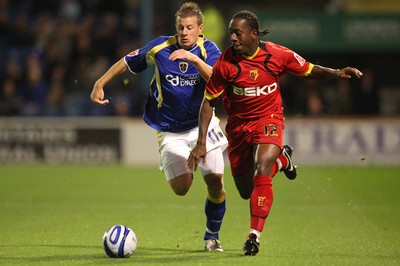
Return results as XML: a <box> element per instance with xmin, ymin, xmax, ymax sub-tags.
<box><xmin>249</xmin><ymin>229</ymin><xmax>261</xmax><ymax>240</ymax></box>
<box><xmin>277</xmin><ymin>157</ymin><xmax>283</xmax><ymax>170</ymax></box>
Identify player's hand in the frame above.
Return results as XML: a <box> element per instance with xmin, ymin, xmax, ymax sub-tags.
<box><xmin>169</xmin><ymin>49</ymin><xmax>195</xmax><ymax>62</ymax></box>
<box><xmin>187</xmin><ymin>143</ymin><xmax>207</xmax><ymax>171</ymax></box>
<box><xmin>90</xmin><ymin>82</ymin><xmax>109</xmax><ymax>105</ymax></box>
<box><xmin>338</xmin><ymin>67</ymin><xmax>363</xmax><ymax>79</ymax></box>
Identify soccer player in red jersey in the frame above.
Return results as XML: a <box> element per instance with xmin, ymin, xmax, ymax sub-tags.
<box><xmin>187</xmin><ymin>10</ymin><xmax>363</xmax><ymax>256</ymax></box>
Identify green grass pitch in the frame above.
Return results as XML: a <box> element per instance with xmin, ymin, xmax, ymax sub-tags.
<box><xmin>0</xmin><ymin>165</ymin><xmax>399</xmax><ymax>265</ymax></box>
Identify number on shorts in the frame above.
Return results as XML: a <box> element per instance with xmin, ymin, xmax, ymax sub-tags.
<box><xmin>208</xmin><ymin>128</ymin><xmax>224</xmax><ymax>144</ymax></box>
<box><xmin>264</xmin><ymin>124</ymin><xmax>278</xmax><ymax>137</ymax></box>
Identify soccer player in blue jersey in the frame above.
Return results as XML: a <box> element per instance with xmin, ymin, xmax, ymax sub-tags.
<box><xmin>90</xmin><ymin>2</ymin><xmax>227</xmax><ymax>251</ymax></box>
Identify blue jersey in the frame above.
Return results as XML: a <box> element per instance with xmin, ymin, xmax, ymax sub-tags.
<box><xmin>124</xmin><ymin>35</ymin><xmax>221</xmax><ymax>132</ymax></box>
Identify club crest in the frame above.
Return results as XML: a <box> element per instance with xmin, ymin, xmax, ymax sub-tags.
<box><xmin>250</xmin><ymin>70</ymin><xmax>259</xmax><ymax>81</ymax></box>
<box><xmin>179</xmin><ymin>62</ymin><xmax>189</xmax><ymax>73</ymax></box>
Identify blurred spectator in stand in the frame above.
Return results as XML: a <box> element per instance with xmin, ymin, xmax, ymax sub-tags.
<box><xmin>43</xmin><ymin>80</ymin><xmax>64</xmax><ymax>116</ymax></box>
<box><xmin>1</xmin><ymin>57</ymin><xmax>23</xmax><ymax>84</ymax></box>
<box><xmin>331</xmin><ymin>79</ymin><xmax>353</xmax><ymax>115</ymax></box>
<box><xmin>64</xmin><ymin>56</ymin><xmax>92</xmax><ymax>116</ymax></box>
<box><xmin>0</xmin><ymin>78</ymin><xmax>21</xmax><ymax>115</ymax></box>
<box><xmin>0</xmin><ymin>57</ymin><xmax>23</xmax><ymax>115</ymax></box>
<box><xmin>32</xmin><ymin>10</ymin><xmax>55</xmax><ymax>56</ymax></box>
<box><xmin>20</xmin><ymin>54</ymin><xmax>48</xmax><ymax>116</ymax></box>
<box><xmin>321</xmin><ymin>78</ymin><xmax>352</xmax><ymax>115</ymax></box>
<box><xmin>70</xmin><ymin>13</ymin><xmax>96</xmax><ymax>64</ymax></box>
<box><xmin>0</xmin><ymin>0</ymin><xmax>10</xmax><ymax>34</ymax></box>
<box><xmin>305</xmin><ymin>81</ymin><xmax>325</xmax><ymax>116</ymax></box>
<box><xmin>43</xmin><ymin>63</ymin><xmax>67</xmax><ymax>116</ymax></box>
<box><xmin>352</xmin><ymin>68</ymin><xmax>380</xmax><ymax>115</ymax></box>
<box><xmin>63</xmin><ymin>13</ymin><xmax>95</xmax><ymax>116</ymax></box>
<box><xmin>8</xmin><ymin>9</ymin><xmax>34</xmax><ymax>48</ymax></box>
<box><xmin>60</xmin><ymin>0</ymin><xmax>81</xmax><ymax>21</ymax></box>
<box><xmin>94</xmin><ymin>12</ymin><xmax>119</xmax><ymax>57</ymax></box>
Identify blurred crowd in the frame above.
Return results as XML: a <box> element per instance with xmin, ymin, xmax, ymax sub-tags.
<box><xmin>0</xmin><ymin>0</ymin><xmax>386</xmax><ymax>117</ymax></box>
<box><xmin>281</xmin><ymin>68</ymin><xmax>381</xmax><ymax>117</ymax></box>
<box><xmin>0</xmin><ymin>0</ymin><xmax>155</xmax><ymax>116</ymax></box>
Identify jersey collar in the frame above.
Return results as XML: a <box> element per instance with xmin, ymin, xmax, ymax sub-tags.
<box><xmin>174</xmin><ymin>34</ymin><xmax>205</xmax><ymax>50</ymax></box>
<box><xmin>244</xmin><ymin>47</ymin><xmax>259</xmax><ymax>60</ymax></box>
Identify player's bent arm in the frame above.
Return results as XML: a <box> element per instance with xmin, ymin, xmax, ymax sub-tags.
<box><xmin>91</xmin><ymin>59</ymin><xmax>128</xmax><ymax>105</ymax></box>
<box><xmin>169</xmin><ymin>49</ymin><xmax>213</xmax><ymax>81</ymax></box>
<box><xmin>191</xmin><ymin>56</ymin><xmax>213</xmax><ymax>82</ymax></box>
<box><xmin>309</xmin><ymin>65</ymin><xmax>363</xmax><ymax>80</ymax></box>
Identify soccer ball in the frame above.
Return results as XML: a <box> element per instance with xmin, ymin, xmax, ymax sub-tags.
<box><xmin>102</xmin><ymin>225</ymin><xmax>137</xmax><ymax>258</ymax></box>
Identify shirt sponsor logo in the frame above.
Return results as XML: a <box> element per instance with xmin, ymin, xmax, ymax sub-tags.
<box><xmin>233</xmin><ymin>82</ymin><xmax>277</xmax><ymax>96</ymax></box>
<box><xmin>165</xmin><ymin>74</ymin><xmax>201</xmax><ymax>86</ymax></box>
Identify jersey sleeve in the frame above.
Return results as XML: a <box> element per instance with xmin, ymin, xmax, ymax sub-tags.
<box><xmin>204</xmin><ymin>40</ymin><xmax>222</xmax><ymax>67</ymax></box>
<box><xmin>281</xmin><ymin>46</ymin><xmax>313</xmax><ymax>77</ymax></box>
<box><xmin>205</xmin><ymin>52</ymin><xmax>232</xmax><ymax>101</ymax></box>
<box><xmin>124</xmin><ymin>37</ymin><xmax>164</xmax><ymax>73</ymax></box>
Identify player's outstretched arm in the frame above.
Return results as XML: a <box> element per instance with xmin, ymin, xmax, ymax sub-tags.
<box><xmin>309</xmin><ymin>65</ymin><xmax>363</xmax><ymax>80</ymax></box>
<box><xmin>91</xmin><ymin>58</ymin><xmax>127</xmax><ymax>105</ymax></box>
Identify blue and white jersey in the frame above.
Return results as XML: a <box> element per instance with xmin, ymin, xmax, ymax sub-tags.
<box><xmin>124</xmin><ymin>35</ymin><xmax>221</xmax><ymax>132</ymax></box>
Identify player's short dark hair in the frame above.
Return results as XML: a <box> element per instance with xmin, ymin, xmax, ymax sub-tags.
<box><xmin>175</xmin><ymin>2</ymin><xmax>204</xmax><ymax>25</ymax></box>
<box><xmin>232</xmin><ymin>10</ymin><xmax>269</xmax><ymax>36</ymax></box>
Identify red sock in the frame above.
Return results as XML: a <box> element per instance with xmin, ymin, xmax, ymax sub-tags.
<box><xmin>250</xmin><ymin>175</ymin><xmax>273</xmax><ymax>232</ymax></box>
<box><xmin>270</xmin><ymin>161</ymin><xmax>278</xmax><ymax>177</ymax></box>
<box><xmin>278</xmin><ymin>153</ymin><xmax>288</xmax><ymax>169</ymax></box>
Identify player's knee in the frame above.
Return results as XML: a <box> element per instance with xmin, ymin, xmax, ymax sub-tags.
<box><xmin>239</xmin><ymin>190</ymin><xmax>251</xmax><ymax>200</ymax></box>
<box><xmin>207</xmin><ymin>187</ymin><xmax>225</xmax><ymax>200</ymax></box>
<box><xmin>204</xmin><ymin>173</ymin><xmax>223</xmax><ymax>188</ymax></box>
<box><xmin>170</xmin><ymin>182</ymin><xmax>190</xmax><ymax>196</ymax></box>
<box><xmin>255</xmin><ymin>159</ymin><xmax>275</xmax><ymax>176</ymax></box>
<box><xmin>169</xmin><ymin>174</ymin><xmax>192</xmax><ymax>196</ymax></box>
<box><xmin>233</xmin><ymin>173</ymin><xmax>253</xmax><ymax>199</ymax></box>
<box><xmin>236</xmin><ymin>184</ymin><xmax>252</xmax><ymax>199</ymax></box>
<box><xmin>172</xmin><ymin>186</ymin><xmax>190</xmax><ymax>196</ymax></box>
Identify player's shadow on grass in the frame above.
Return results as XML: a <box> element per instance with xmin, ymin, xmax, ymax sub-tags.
<box><xmin>0</xmin><ymin>244</ymin><xmax>243</xmax><ymax>264</ymax></box>
<box><xmin>123</xmin><ymin>246</ymin><xmax>244</xmax><ymax>263</ymax></box>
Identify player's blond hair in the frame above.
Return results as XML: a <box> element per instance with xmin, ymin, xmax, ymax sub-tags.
<box><xmin>175</xmin><ymin>2</ymin><xmax>204</xmax><ymax>25</ymax></box>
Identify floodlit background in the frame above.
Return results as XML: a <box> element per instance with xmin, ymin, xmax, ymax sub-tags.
<box><xmin>0</xmin><ymin>2</ymin><xmax>399</xmax><ymax>265</ymax></box>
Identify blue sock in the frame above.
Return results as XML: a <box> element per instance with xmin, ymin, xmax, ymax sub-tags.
<box><xmin>204</xmin><ymin>197</ymin><xmax>226</xmax><ymax>240</ymax></box>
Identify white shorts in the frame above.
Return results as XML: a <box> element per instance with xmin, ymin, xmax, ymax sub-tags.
<box><xmin>158</xmin><ymin>117</ymin><xmax>228</xmax><ymax>181</ymax></box>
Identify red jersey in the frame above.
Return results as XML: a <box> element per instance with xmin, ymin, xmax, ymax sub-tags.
<box><xmin>205</xmin><ymin>41</ymin><xmax>314</xmax><ymax>120</ymax></box>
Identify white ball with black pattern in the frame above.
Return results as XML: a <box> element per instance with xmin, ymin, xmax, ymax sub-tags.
<box><xmin>103</xmin><ymin>225</ymin><xmax>137</xmax><ymax>258</ymax></box>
